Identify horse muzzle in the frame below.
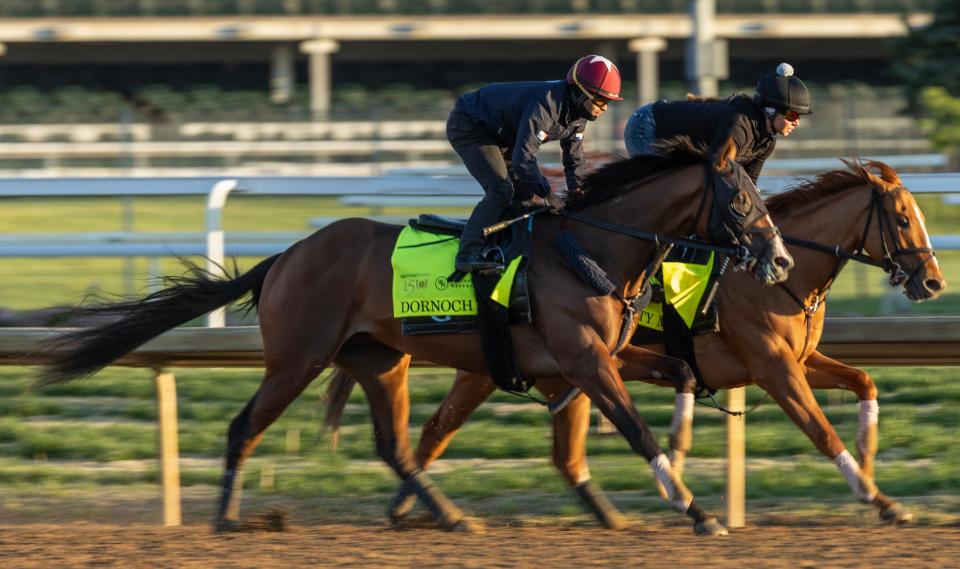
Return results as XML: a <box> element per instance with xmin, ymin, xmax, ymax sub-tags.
<box><xmin>753</xmin><ymin>243</ymin><xmax>794</xmax><ymax>286</ymax></box>
<box><xmin>904</xmin><ymin>272</ymin><xmax>946</xmax><ymax>302</ymax></box>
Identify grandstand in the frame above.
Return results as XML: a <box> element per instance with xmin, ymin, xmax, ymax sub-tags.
<box><xmin>0</xmin><ymin>1</ymin><xmax>944</xmax><ymax>175</ymax></box>
<box><xmin>0</xmin><ymin>1</ymin><xmax>940</xmax><ymax>17</ymax></box>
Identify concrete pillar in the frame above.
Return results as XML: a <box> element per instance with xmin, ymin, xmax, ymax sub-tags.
<box><xmin>299</xmin><ymin>38</ymin><xmax>341</xmax><ymax>118</ymax></box>
<box><xmin>270</xmin><ymin>43</ymin><xmax>295</xmax><ymax>104</ymax></box>
<box><xmin>687</xmin><ymin>0</ymin><xmax>718</xmax><ymax>97</ymax></box>
<box><xmin>628</xmin><ymin>37</ymin><xmax>667</xmax><ymax>107</ymax></box>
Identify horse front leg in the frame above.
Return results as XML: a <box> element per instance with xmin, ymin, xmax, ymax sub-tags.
<box><xmin>554</xmin><ymin>334</ymin><xmax>727</xmax><ymax>536</ymax></box>
<box><xmin>803</xmin><ymin>350</ymin><xmax>913</xmax><ymax>524</ymax></box>
<box><xmin>616</xmin><ymin>345</ymin><xmax>699</xmax><ymax>485</ymax></box>
<box><xmin>531</xmin><ymin>375</ymin><xmax>628</xmax><ymax>530</ymax></box>
<box><xmin>755</xmin><ymin>350</ymin><xmax>883</xmax><ymax>518</ymax></box>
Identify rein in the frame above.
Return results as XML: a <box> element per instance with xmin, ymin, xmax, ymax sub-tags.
<box><xmin>561</xmin><ymin>212</ymin><xmax>745</xmax><ymax>259</ymax></box>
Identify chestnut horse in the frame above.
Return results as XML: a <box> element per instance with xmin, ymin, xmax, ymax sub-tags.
<box><xmin>38</xmin><ymin>142</ymin><xmax>793</xmax><ymax>536</ymax></box>
<box><xmin>326</xmin><ymin>160</ymin><xmax>944</xmax><ymax>529</ymax></box>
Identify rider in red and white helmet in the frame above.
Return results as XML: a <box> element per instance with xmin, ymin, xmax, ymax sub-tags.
<box><xmin>449</xmin><ymin>55</ymin><xmax>623</xmax><ymax>273</ymax></box>
<box><xmin>567</xmin><ymin>54</ymin><xmax>624</xmax><ymax>119</ymax></box>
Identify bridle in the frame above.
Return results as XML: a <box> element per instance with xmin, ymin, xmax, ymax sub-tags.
<box><xmin>693</xmin><ymin>161</ymin><xmax>780</xmax><ymax>273</ymax></box>
<box><xmin>857</xmin><ymin>187</ymin><xmax>935</xmax><ymax>286</ymax></box>
<box><xmin>778</xmin><ymin>184</ymin><xmax>937</xmax><ymax>354</ymax></box>
<box><xmin>782</xmin><ymin>186</ymin><xmax>935</xmax><ymax>289</ymax></box>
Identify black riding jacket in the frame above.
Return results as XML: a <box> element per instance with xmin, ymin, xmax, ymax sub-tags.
<box><xmin>453</xmin><ymin>80</ymin><xmax>589</xmax><ymax>198</ymax></box>
<box><xmin>652</xmin><ymin>94</ymin><xmax>776</xmax><ymax>184</ymax></box>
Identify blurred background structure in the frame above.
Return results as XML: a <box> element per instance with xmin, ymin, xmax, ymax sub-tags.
<box><xmin>0</xmin><ymin>0</ymin><xmax>950</xmax><ymax>177</ymax></box>
<box><xmin>0</xmin><ymin>0</ymin><xmax>956</xmax><ymax>315</ymax></box>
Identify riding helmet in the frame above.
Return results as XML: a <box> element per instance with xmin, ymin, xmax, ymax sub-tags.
<box><xmin>754</xmin><ymin>63</ymin><xmax>812</xmax><ymax>115</ymax></box>
<box><xmin>567</xmin><ymin>55</ymin><xmax>623</xmax><ymax>119</ymax></box>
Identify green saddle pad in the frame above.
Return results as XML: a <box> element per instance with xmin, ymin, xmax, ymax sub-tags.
<box><xmin>391</xmin><ymin>226</ymin><xmax>522</xmax><ymax>318</ymax></box>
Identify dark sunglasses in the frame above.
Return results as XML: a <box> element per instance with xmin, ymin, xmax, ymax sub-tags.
<box><xmin>783</xmin><ymin>110</ymin><xmax>800</xmax><ymax>122</ymax></box>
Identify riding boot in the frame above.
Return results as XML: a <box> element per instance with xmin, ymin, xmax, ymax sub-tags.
<box><xmin>455</xmin><ymin>198</ymin><xmax>505</xmax><ymax>273</ymax></box>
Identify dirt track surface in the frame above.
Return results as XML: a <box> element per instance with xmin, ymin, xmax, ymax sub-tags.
<box><xmin>1</xmin><ymin>524</ymin><xmax>957</xmax><ymax>568</ymax></box>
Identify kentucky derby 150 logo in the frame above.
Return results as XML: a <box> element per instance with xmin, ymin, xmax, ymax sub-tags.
<box><xmin>400</xmin><ymin>273</ymin><xmax>429</xmax><ymax>294</ymax></box>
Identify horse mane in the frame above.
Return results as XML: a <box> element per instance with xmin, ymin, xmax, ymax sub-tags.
<box><xmin>567</xmin><ymin>136</ymin><xmax>706</xmax><ymax>212</ymax></box>
<box><xmin>765</xmin><ymin>159</ymin><xmax>902</xmax><ymax>215</ymax></box>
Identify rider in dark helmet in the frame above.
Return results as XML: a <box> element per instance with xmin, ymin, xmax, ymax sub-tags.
<box><xmin>624</xmin><ymin>62</ymin><xmax>812</xmax><ymax>184</ymax></box>
<box><xmin>449</xmin><ymin>55</ymin><xmax>623</xmax><ymax>273</ymax></box>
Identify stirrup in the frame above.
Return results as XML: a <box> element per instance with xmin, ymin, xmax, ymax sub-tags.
<box><xmin>455</xmin><ymin>246</ymin><xmax>505</xmax><ymax>274</ymax></box>
<box><xmin>455</xmin><ymin>256</ymin><xmax>503</xmax><ymax>274</ymax></box>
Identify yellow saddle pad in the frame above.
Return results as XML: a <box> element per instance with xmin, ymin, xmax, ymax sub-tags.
<box><xmin>391</xmin><ymin>226</ymin><xmax>521</xmax><ymax>318</ymax></box>
<box><xmin>637</xmin><ymin>254</ymin><xmax>714</xmax><ymax>331</ymax></box>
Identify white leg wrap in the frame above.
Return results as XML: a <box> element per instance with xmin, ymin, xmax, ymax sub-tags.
<box><xmin>835</xmin><ymin>449</ymin><xmax>876</xmax><ymax>503</ymax></box>
<box><xmin>650</xmin><ymin>453</ymin><xmax>692</xmax><ymax>513</ymax></box>
<box><xmin>859</xmin><ymin>400</ymin><xmax>879</xmax><ymax>428</ymax></box>
<box><xmin>857</xmin><ymin>399</ymin><xmax>879</xmax><ymax>453</ymax></box>
<box><xmin>670</xmin><ymin>393</ymin><xmax>695</xmax><ymax>433</ymax></box>
<box><xmin>574</xmin><ymin>466</ymin><xmax>592</xmax><ymax>485</ymax></box>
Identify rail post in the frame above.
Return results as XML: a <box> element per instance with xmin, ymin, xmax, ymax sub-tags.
<box><xmin>155</xmin><ymin>368</ymin><xmax>182</xmax><ymax>527</ymax></box>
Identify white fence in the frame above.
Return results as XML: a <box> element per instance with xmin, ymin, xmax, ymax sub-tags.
<box><xmin>1</xmin><ymin>171</ymin><xmax>959</xmax><ymax>261</ymax></box>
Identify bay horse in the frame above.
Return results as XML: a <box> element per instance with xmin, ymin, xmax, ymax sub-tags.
<box><xmin>332</xmin><ymin>159</ymin><xmax>943</xmax><ymax>529</ymax></box>
<box><xmin>38</xmin><ymin>140</ymin><xmax>793</xmax><ymax>536</ymax></box>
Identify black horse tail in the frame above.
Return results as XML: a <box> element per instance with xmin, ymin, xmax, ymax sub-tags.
<box><xmin>322</xmin><ymin>367</ymin><xmax>358</xmax><ymax>450</ymax></box>
<box><xmin>37</xmin><ymin>254</ymin><xmax>282</xmax><ymax>387</ymax></box>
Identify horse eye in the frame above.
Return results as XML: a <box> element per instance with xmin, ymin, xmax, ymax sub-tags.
<box><xmin>897</xmin><ymin>217</ymin><xmax>910</xmax><ymax>228</ymax></box>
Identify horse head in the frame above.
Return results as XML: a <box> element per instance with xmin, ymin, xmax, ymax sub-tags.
<box><xmin>850</xmin><ymin>159</ymin><xmax>946</xmax><ymax>302</ymax></box>
<box><xmin>706</xmin><ymin>138</ymin><xmax>793</xmax><ymax>285</ymax></box>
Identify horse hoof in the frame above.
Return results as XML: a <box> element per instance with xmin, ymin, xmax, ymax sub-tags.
<box><xmin>880</xmin><ymin>503</ymin><xmax>915</xmax><ymax>525</ymax></box>
<box><xmin>693</xmin><ymin>517</ymin><xmax>729</xmax><ymax>536</ymax></box>
<box><xmin>213</xmin><ymin>519</ymin><xmax>241</xmax><ymax>533</ymax></box>
<box><xmin>388</xmin><ymin>492</ymin><xmax>418</xmax><ymax>521</ymax></box>
<box><xmin>450</xmin><ymin>517</ymin><xmax>486</xmax><ymax>534</ymax></box>
<box><xmin>599</xmin><ymin>513</ymin><xmax>630</xmax><ymax>531</ymax></box>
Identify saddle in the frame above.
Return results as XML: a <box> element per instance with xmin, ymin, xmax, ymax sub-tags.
<box><xmin>399</xmin><ymin>213</ymin><xmax>533</xmax><ymax>336</ymax></box>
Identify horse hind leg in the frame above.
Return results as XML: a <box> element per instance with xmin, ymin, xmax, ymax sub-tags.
<box><xmin>215</xmin><ymin>358</ymin><xmax>324</xmax><ymax>531</ymax></box>
<box><xmin>335</xmin><ymin>339</ymin><xmax>482</xmax><ymax>533</ymax></box>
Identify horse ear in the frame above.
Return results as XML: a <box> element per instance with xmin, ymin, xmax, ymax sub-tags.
<box><xmin>841</xmin><ymin>157</ymin><xmax>901</xmax><ymax>194</ymax></box>
<box><xmin>714</xmin><ymin>137</ymin><xmax>737</xmax><ymax>171</ymax></box>
<box><xmin>864</xmin><ymin>160</ymin><xmax>902</xmax><ymax>193</ymax></box>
